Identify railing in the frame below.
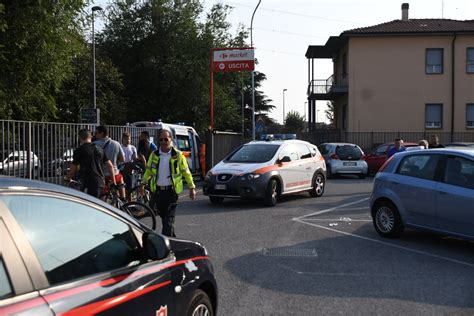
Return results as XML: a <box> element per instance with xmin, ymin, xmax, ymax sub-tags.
<box><xmin>307</xmin><ymin>74</ymin><xmax>348</xmax><ymax>96</ymax></box>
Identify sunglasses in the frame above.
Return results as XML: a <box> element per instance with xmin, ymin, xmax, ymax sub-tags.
<box><xmin>159</xmin><ymin>138</ymin><xmax>170</xmax><ymax>142</ymax></box>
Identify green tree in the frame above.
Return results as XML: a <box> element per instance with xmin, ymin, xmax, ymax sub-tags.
<box><xmin>325</xmin><ymin>101</ymin><xmax>335</xmax><ymax>127</ymax></box>
<box><xmin>285</xmin><ymin>110</ymin><xmax>305</xmax><ymax>133</ymax></box>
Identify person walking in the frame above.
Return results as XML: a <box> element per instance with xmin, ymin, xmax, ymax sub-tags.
<box><xmin>139</xmin><ymin>129</ymin><xmax>196</xmax><ymax>237</ymax></box>
<box><xmin>387</xmin><ymin>138</ymin><xmax>406</xmax><ymax>158</ymax></box>
<box><xmin>121</xmin><ymin>132</ymin><xmax>138</xmax><ymax>202</ymax></box>
<box><xmin>429</xmin><ymin>134</ymin><xmax>445</xmax><ymax>148</ymax></box>
<box><xmin>65</xmin><ymin>129</ymin><xmax>116</xmax><ymax>198</ymax></box>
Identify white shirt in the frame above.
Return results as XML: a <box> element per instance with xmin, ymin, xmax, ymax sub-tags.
<box><xmin>121</xmin><ymin>144</ymin><xmax>137</xmax><ymax>162</ymax></box>
<box><xmin>157</xmin><ymin>149</ymin><xmax>172</xmax><ymax>186</ymax></box>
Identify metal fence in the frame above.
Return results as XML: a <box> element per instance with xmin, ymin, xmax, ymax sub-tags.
<box><xmin>0</xmin><ymin>120</ymin><xmax>164</xmax><ymax>183</ymax></box>
<box><xmin>206</xmin><ymin>130</ymin><xmax>246</xmax><ymax>170</ymax></box>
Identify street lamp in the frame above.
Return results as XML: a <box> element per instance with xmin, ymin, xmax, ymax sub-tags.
<box><xmin>282</xmin><ymin>88</ymin><xmax>287</xmax><ymax>124</ymax></box>
<box><xmin>92</xmin><ymin>5</ymin><xmax>102</xmax><ymax>111</ymax></box>
<box><xmin>250</xmin><ymin>0</ymin><xmax>262</xmax><ymax>140</ymax></box>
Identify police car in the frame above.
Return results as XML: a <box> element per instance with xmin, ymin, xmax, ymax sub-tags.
<box><xmin>203</xmin><ymin>139</ymin><xmax>326</xmax><ymax>206</ymax></box>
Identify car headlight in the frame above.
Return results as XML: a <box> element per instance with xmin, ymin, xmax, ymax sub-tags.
<box><xmin>205</xmin><ymin>171</ymin><xmax>214</xmax><ymax>180</ymax></box>
<box><xmin>240</xmin><ymin>173</ymin><xmax>261</xmax><ymax>180</ymax></box>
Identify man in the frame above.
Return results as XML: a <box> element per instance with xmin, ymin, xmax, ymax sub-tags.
<box><xmin>121</xmin><ymin>132</ymin><xmax>138</xmax><ymax>202</ymax></box>
<box><xmin>387</xmin><ymin>138</ymin><xmax>406</xmax><ymax>158</ymax></box>
<box><xmin>429</xmin><ymin>134</ymin><xmax>445</xmax><ymax>148</ymax></box>
<box><xmin>140</xmin><ymin>129</ymin><xmax>196</xmax><ymax>237</ymax></box>
<box><xmin>65</xmin><ymin>129</ymin><xmax>116</xmax><ymax>198</ymax></box>
<box><xmin>94</xmin><ymin>126</ymin><xmax>126</xmax><ymax>199</ymax></box>
<box><xmin>137</xmin><ymin>131</ymin><xmax>157</xmax><ymax>166</ymax></box>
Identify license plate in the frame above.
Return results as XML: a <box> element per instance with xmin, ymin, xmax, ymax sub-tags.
<box><xmin>343</xmin><ymin>162</ymin><xmax>357</xmax><ymax>166</ymax></box>
<box><xmin>214</xmin><ymin>184</ymin><xmax>227</xmax><ymax>190</ymax></box>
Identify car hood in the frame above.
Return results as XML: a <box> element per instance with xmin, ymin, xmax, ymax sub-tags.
<box><xmin>210</xmin><ymin>161</ymin><xmax>272</xmax><ymax>175</ymax></box>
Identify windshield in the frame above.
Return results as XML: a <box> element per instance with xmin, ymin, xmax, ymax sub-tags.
<box><xmin>336</xmin><ymin>145</ymin><xmax>363</xmax><ymax>160</ymax></box>
<box><xmin>226</xmin><ymin>144</ymin><xmax>280</xmax><ymax>163</ymax></box>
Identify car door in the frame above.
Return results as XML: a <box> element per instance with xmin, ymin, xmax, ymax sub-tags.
<box><xmin>392</xmin><ymin>153</ymin><xmax>441</xmax><ymax>228</ymax></box>
<box><xmin>277</xmin><ymin>144</ymin><xmax>301</xmax><ymax>192</ymax></box>
<box><xmin>0</xmin><ymin>193</ymin><xmax>175</xmax><ymax>316</ymax></box>
<box><xmin>295</xmin><ymin>143</ymin><xmax>314</xmax><ymax>189</ymax></box>
<box><xmin>436</xmin><ymin>155</ymin><xmax>474</xmax><ymax>237</ymax></box>
<box><xmin>366</xmin><ymin>144</ymin><xmax>389</xmax><ymax>174</ymax></box>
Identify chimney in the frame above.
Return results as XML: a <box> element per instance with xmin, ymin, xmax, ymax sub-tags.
<box><xmin>401</xmin><ymin>3</ymin><xmax>409</xmax><ymax>21</ymax></box>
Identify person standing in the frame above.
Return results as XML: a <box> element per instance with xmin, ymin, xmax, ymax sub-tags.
<box><xmin>387</xmin><ymin>138</ymin><xmax>406</xmax><ymax>158</ymax></box>
<box><xmin>65</xmin><ymin>129</ymin><xmax>116</xmax><ymax>198</ymax></box>
<box><xmin>429</xmin><ymin>134</ymin><xmax>445</xmax><ymax>148</ymax></box>
<box><xmin>137</xmin><ymin>131</ymin><xmax>157</xmax><ymax>167</ymax></box>
<box><xmin>140</xmin><ymin>129</ymin><xmax>196</xmax><ymax>237</ymax></box>
<box><xmin>94</xmin><ymin>126</ymin><xmax>126</xmax><ymax>199</ymax></box>
<box><xmin>121</xmin><ymin>132</ymin><xmax>138</xmax><ymax>201</ymax></box>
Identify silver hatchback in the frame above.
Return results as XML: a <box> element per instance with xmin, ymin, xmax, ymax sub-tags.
<box><xmin>318</xmin><ymin>143</ymin><xmax>368</xmax><ymax>178</ymax></box>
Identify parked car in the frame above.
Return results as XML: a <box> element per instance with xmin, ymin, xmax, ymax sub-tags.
<box><xmin>46</xmin><ymin>149</ymin><xmax>74</xmax><ymax>176</ymax></box>
<box><xmin>203</xmin><ymin>139</ymin><xmax>326</xmax><ymax>206</ymax></box>
<box><xmin>0</xmin><ymin>151</ymin><xmax>41</xmax><ymax>178</ymax></box>
<box><xmin>365</xmin><ymin>142</ymin><xmax>419</xmax><ymax>175</ymax></box>
<box><xmin>445</xmin><ymin>142</ymin><xmax>474</xmax><ymax>148</ymax></box>
<box><xmin>370</xmin><ymin>148</ymin><xmax>474</xmax><ymax>240</ymax></box>
<box><xmin>0</xmin><ymin>177</ymin><xmax>217</xmax><ymax>315</ymax></box>
<box><xmin>317</xmin><ymin>143</ymin><xmax>368</xmax><ymax>178</ymax></box>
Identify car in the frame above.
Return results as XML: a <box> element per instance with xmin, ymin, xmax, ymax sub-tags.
<box><xmin>370</xmin><ymin>148</ymin><xmax>474</xmax><ymax>240</ymax></box>
<box><xmin>317</xmin><ymin>143</ymin><xmax>368</xmax><ymax>178</ymax></box>
<box><xmin>0</xmin><ymin>151</ymin><xmax>41</xmax><ymax>178</ymax></box>
<box><xmin>0</xmin><ymin>177</ymin><xmax>217</xmax><ymax>315</ymax></box>
<box><xmin>445</xmin><ymin>142</ymin><xmax>474</xmax><ymax>148</ymax></box>
<box><xmin>46</xmin><ymin>149</ymin><xmax>74</xmax><ymax>176</ymax></box>
<box><xmin>203</xmin><ymin>139</ymin><xmax>326</xmax><ymax>206</ymax></box>
<box><xmin>365</xmin><ymin>142</ymin><xmax>419</xmax><ymax>175</ymax></box>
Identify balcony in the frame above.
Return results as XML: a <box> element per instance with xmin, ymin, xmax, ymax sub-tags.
<box><xmin>307</xmin><ymin>74</ymin><xmax>348</xmax><ymax>100</ymax></box>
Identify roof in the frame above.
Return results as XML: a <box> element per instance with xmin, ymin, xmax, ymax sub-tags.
<box><xmin>343</xmin><ymin>19</ymin><xmax>474</xmax><ymax>35</ymax></box>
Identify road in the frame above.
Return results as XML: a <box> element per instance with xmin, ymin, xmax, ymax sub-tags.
<box><xmin>172</xmin><ymin>177</ymin><xmax>474</xmax><ymax>315</ymax></box>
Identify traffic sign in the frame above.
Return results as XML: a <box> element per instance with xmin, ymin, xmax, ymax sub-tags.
<box><xmin>81</xmin><ymin>108</ymin><xmax>100</xmax><ymax>124</ymax></box>
<box><xmin>212</xmin><ymin>48</ymin><xmax>255</xmax><ymax>73</ymax></box>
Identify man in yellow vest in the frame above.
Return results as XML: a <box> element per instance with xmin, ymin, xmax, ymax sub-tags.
<box><xmin>139</xmin><ymin>129</ymin><xmax>196</xmax><ymax>236</ymax></box>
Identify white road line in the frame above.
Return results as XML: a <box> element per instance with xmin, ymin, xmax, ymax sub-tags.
<box><xmin>293</xmin><ymin>218</ymin><xmax>474</xmax><ymax>268</ymax></box>
<box><xmin>302</xmin><ymin>218</ymin><xmax>372</xmax><ymax>222</ymax></box>
<box><xmin>293</xmin><ymin>197</ymin><xmax>370</xmax><ymax>220</ymax></box>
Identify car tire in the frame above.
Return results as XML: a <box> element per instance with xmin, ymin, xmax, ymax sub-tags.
<box><xmin>209</xmin><ymin>196</ymin><xmax>224</xmax><ymax>204</ymax></box>
<box><xmin>186</xmin><ymin>289</ymin><xmax>214</xmax><ymax>316</ymax></box>
<box><xmin>309</xmin><ymin>173</ymin><xmax>325</xmax><ymax>197</ymax></box>
<box><xmin>372</xmin><ymin>200</ymin><xmax>404</xmax><ymax>238</ymax></box>
<box><xmin>263</xmin><ymin>179</ymin><xmax>278</xmax><ymax>206</ymax></box>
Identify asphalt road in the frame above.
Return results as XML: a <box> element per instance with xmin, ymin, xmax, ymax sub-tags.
<box><xmin>172</xmin><ymin>177</ymin><xmax>474</xmax><ymax>315</ymax></box>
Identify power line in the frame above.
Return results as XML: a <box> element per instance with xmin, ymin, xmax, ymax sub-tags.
<box><xmin>254</xmin><ymin>26</ymin><xmax>327</xmax><ymax>39</ymax></box>
<box><xmin>228</xmin><ymin>1</ymin><xmax>361</xmax><ymax>25</ymax></box>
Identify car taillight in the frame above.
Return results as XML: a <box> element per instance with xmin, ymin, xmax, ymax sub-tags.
<box><xmin>361</xmin><ymin>154</ymin><xmax>366</xmax><ymax>160</ymax></box>
<box><xmin>378</xmin><ymin>156</ymin><xmax>394</xmax><ymax>173</ymax></box>
<box><xmin>331</xmin><ymin>154</ymin><xmax>339</xmax><ymax>160</ymax></box>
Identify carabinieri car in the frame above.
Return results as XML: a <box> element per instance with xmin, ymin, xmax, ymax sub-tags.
<box><xmin>0</xmin><ymin>177</ymin><xmax>217</xmax><ymax>316</ymax></box>
<box><xmin>203</xmin><ymin>139</ymin><xmax>326</xmax><ymax>206</ymax></box>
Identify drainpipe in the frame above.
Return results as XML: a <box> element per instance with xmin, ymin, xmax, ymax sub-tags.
<box><xmin>451</xmin><ymin>33</ymin><xmax>457</xmax><ymax>141</ymax></box>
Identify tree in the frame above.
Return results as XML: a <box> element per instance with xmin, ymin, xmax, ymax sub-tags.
<box><xmin>325</xmin><ymin>101</ymin><xmax>335</xmax><ymax>127</ymax></box>
<box><xmin>285</xmin><ymin>111</ymin><xmax>305</xmax><ymax>133</ymax></box>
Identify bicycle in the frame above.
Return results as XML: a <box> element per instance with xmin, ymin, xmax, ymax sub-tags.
<box><xmin>67</xmin><ymin>179</ymin><xmax>157</xmax><ymax>231</ymax></box>
<box><xmin>124</xmin><ymin>162</ymin><xmax>153</xmax><ymax>209</ymax></box>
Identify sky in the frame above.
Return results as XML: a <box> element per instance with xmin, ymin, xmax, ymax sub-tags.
<box><xmin>94</xmin><ymin>0</ymin><xmax>474</xmax><ymax>125</ymax></box>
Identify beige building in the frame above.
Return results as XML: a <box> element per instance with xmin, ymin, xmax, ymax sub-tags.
<box><xmin>306</xmin><ymin>3</ymin><xmax>474</xmax><ymax>134</ymax></box>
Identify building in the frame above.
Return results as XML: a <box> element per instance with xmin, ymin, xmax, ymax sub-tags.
<box><xmin>306</xmin><ymin>3</ymin><xmax>474</xmax><ymax>134</ymax></box>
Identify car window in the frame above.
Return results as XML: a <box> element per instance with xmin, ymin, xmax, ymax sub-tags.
<box><xmin>375</xmin><ymin>145</ymin><xmax>388</xmax><ymax>156</ymax></box>
<box><xmin>176</xmin><ymin>135</ymin><xmax>191</xmax><ymax>151</ymax></box>
<box><xmin>444</xmin><ymin>156</ymin><xmax>474</xmax><ymax>189</ymax></box>
<box><xmin>309</xmin><ymin>146</ymin><xmax>318</xmax><ymax>157</ymax></box>
<box><xmin>279</xmin><ymin>144</ymin><xmax>299</xmax><ymax>161</ymax></box>
<box><xmin>397</xmin><ymin>154</ymin><xmax>440</xmax><ymax>180</ymax></box>
<box><xmin>335</xmin><ymin>145</ymin><xmax>362</xmax><ymax>160</ymax></box>
<box><xmin>0</xmin><ymin>259</ymin><xmax>13</xmax><ymax>299</ymax></box>
<box><xmin>1</xmin><ymin>195</ymin><xmax>142</xmax><ymax>286</ymax></box>
<box><xmin>226</xmin><ymin>144</ymin><xmax>279</xmax><ymax>163</ymax></box>
<box><xmin>317</xmin><ymin>145</ymin><xmax>328</xmax><ymax>155</ymax></box>
<box><xmin>297</xmin><ymin>144</ymin><xmax>312</xmax><ymax>159</ymax></box>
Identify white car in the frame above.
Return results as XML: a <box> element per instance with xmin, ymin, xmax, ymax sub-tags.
<box><xmin>203</xmin><ymin>139</ymin><xmax>326</xmax><ymax>206</ymax></box>
<box><xmin>0</xmin><ymin>151</ymin><xmax>41</xmax><ymax>178</ymax></box>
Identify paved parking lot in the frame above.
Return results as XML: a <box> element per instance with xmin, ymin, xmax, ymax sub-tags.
<box><xmin>174</xmin><ymin>177</ymin><xmax>474</xmax><ymax>315</ymax></box>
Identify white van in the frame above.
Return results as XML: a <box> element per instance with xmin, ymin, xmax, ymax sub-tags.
<box><xmin>127</xmin><ymin>121</ymin><xmax>204</xmax><ymax>178</ymax></box>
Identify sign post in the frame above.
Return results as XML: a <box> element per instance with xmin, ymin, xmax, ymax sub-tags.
<box><xmin>210</xmin><ymin>47</ymin><xmax>254</xmax><ymax>131</ymax></box>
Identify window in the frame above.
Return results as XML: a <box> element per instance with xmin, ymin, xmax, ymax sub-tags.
<box><xmin>279</xmin><ymin>145</ymin><xmax>299</xmax><ymax>161</ymax></box>
<box><xmin>0</xmin><ymin>259</ymin><xmax>13</xmax><ymax>299</ymax></box>
<box><xmin>467</xmin><ymin>104</ymin><xmax>474</xmax><ymax>128</ymax></box>
<box><xmin>444</xmin><ymin>157</ymin><xmax>474</xmax><ymax>189</ymax></box>
<box><xmin>176</xmin><ymin>135</ymin><xmax>191</xmax><ymax>151</ymax></box>
<box><xmin>426</xmin><ymin>48</ymin><xmax>443</xmax><ymax>74</ymax></box>
<box><xmin>296</xmin><ymin>144</ymin><xmax>312</xmax><ymax>159</ymax></box>
<box><xmin>335</xmin><ymin>145</ymin><xmax>363</xmax><ymax>160</ymax></box>
<box><xmin>375</xmin><ymin>145</ymin><xmax>389</xmax><ymax>156</ymax></box>
<box><xmin>467</xmin><ymin>48</ymin><xmax>474</xmax><ymax>73</ymax></box>
<box><xmin>425</xmin><ymin>104</ymin><xmax>443</xmax><ymax>128</ymax></box>
<box><xmin>342</xmin><ymin>105</ymin><xmax>348</xmax><ymax>130</ymax></box>
<box><xmin>1</xmin><ymin>195</ymin><xmax>141</xmax><ymax>286</ymax></box>
<box><xmin>317</xmin><ymin>145</ymin><xmax>329</xmax><ymax>155</ymax></box>
<box><xmin>397</xmin><ymin>154</ymin><xmax>440</xmax><ymax>180</ymax></box>
<box><xmin>226</xmin><ymin>144</ymin><xmax>279</xmax><ymax>163</ymax></box>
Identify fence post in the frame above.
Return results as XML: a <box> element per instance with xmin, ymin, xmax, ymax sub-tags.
<box><xmin>27</xmin><ymin>121</ymin><xmax>32</xmax><ymax>179</ymax></box>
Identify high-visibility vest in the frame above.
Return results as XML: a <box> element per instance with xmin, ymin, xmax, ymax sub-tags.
<box><xmin>141</xmin><ymin>147</ymin><xmax>195</xmax><ymax>194</ymax></box>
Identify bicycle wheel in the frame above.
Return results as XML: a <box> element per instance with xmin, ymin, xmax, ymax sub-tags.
<box><xmin>121</xmin><ymin>201</ymin><xmax>157</xmax><ymax>231</ymax></box>
<box><xmin>130</xmin><ymin>185</ymin><xmax>152</xmax><ymax>205</ymax></box>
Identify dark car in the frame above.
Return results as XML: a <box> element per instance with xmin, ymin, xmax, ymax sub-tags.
<box><xmin>365</xmin><ymin>142</ymin><xmax>419</xmax><ymax>175</ymax></box>
<box><xmin>0</xmin><ymin>177</ymin><xmax>217</xmax><ymax>315</ymax></box>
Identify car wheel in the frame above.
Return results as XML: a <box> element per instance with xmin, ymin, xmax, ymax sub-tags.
<box><xmin>264</xmin><ymin>179</ymin><xmax>278</xmax><ymax>206</ymax></box>
<box><xmin>309</xmin><ymin>173</ymin><xmax>325</xmax><ymax>197</ymax></box>
<box><xmin>209</xmin><ymin>196</ymin><xmax>224</xmax><ymax>204</ymax></box>
<box><xmin>186</xmin><ymin>289</ymin><xmax>214</xmax><ymax>316</ymax></box>
<box><xmin>372</xmin><ymin>201</ymin><xmax>404</xmax><ymax>238</ymax></box>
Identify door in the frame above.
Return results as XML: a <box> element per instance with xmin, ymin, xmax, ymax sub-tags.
<box><xmin>436</xmin><ymin>155</ymin><xmax>474</xmax><ymax>237</ymax></box>
<box><xmin>366</xmin><ymin>144</ymin><xmax>389</xmax><ymax>174</ymax></box>
<box><xmin>295</xmin><ymin>143</ymin><xmax>314</xmax><ymax>189</ymax></box>
<box><xmin>1</xmin><ymin>194</ymin><xmax>174</xmax><ymax>315</ymax></box>
<box><xmin>392</xmin><ymin>154</ymin><xmax>441</xmax><ymax>228</ymax></box>
<box><xmin>277</xmin><ymin>144</ymin><xmax>301</xmax><ymax>192</ymax></box>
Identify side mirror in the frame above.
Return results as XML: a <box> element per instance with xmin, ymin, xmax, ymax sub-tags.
<box><xmin>277</xmin><ymin>156</ymin><xmax>291</xmax><ymax>164</ymax></box>
<box><xmin>143</xmin><ymin>232</ymin><xmax>170</xmax><ymax>261</ymax></box>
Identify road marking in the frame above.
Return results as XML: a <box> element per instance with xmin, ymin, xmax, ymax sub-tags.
<box><xmin>293</xmin><ymin>218</ymin><xmax>474</xmax><ymax>268</ymax></box>
<box><xmin>302</xmin><ymin>218</ymin><xmax>372</xmax><ymax>222</ymax></box>
<box><xmin>293</xmin><ymin>197</ymin><xmax>370</xmax><ymax>220</ymax></box>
